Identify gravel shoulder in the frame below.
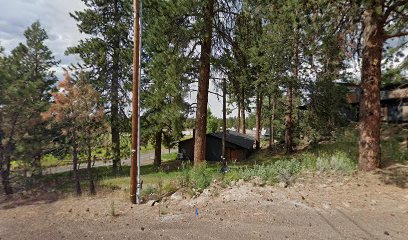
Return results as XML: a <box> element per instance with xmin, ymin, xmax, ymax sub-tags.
<box><xmin>1</xmin><ymin>167</ymin><xmax>407</xmax><ymax>240</ymax></box>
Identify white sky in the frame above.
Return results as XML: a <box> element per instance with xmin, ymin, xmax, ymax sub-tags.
<box><xmin>0</xmin><ymin>0</ymin><xmax>86</xmax><ymax>77</ymax></box>
<box><xmin>0</xmin><ymin>0</ymin><xmax>228</xmax><ymax>118</ymax></box>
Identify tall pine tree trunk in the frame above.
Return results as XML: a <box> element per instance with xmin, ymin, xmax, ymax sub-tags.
<box><xmin>237</xmin><ymin>99</ymin><xmax>241</xmax><ymax>132</ymax></box>
<box><xmin>359</xmin><ymin>4</ymin><xmax>384</xmax><ymax>171</ymax></box>
<box><xmin>268</xmin><ymin>94</ymin><xmax>277</xmax><ymax>148</ymax></box>
<box><xmin>72</xmin><ymin>131</ymin><xmax>82</xmax><ymax>196</ymax></box>
<box><xmin>272</xmin><ymin>94</ymin><xmax>277</xmax><ymax>146</ymax></box>
<box><xmin>285</xmin><ymin>85</ymin><xmax>293</xmax><ymax>154</ymax></box>
<box><xmin>193</xmin><ymin>0</ymin><xmax>214</xmax><ymax>168</ymax></box>
<box><xmin>154</xmin><ymin>130</ymin><xmax>162</xmax><ymax>168</ymax></box>
<box><xmin>1</xmin><ymin>113</ymin><xmax>19</xmax><ymax>194</ymax></box>
<box><xmin>286</xmin><ymin>40</ymin><xmax>299</xmax><ymax>154</ymax></box>
<box><xmin>0</xmin><ymin>130</ymin><xmax>6</xmax><ymax>194</ymax></box>
<box><xmin>1</xmin><ymin>136</ymin><xmax>13</xmax><ymax>195</ymax></box>
<box><xmin>111</xmin><ymin>0</ymin><xmax>121</xmax><ymax>175</ymax></box>
<box><xmin>240</xmin><ymin>89</ymin><xmax>246</xmax><ymax>134</ymax></box>
<box><xmin>87</xmin><ymin>138</ymin><xmax>96</xmax><ymax>195</ymax></box>
<box><xmin>255</xmin><ymin>91</ymin><xmax>262</xmax><ymax>149</ymax></box>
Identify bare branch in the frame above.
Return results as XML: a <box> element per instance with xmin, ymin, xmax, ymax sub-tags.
<box><xmin>384</xmin><ymin>32</ymin><xmax>408</xmax><ymax>39</ymax></box>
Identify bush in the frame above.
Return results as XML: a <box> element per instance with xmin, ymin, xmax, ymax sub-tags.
<box><xmin>230</xmin><ymin>159</ymin><xmax>301</xmax><ymax>185</ymax></box>
<box><xmin>316</xmin><ymin>151</ymin><xmax>355</xmax><ymax>174</ymax></box>
<box><xmin>177</xmin><ymin>163</ymin><xmax>212</xmax><ymax>190</ymax></box>
<box><xmin>297</xmin><ymin>152</ymin><xmax>317</xmax><ymax>170</ymax></box>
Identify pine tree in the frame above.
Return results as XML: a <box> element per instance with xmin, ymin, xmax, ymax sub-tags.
<box><xmin>67</xmin><ymin>0</ymin><xmax>134</xmax><ymax>175</ymax></box>
<box><xmin>356</xmin><ymin>0</ymin><xmax>407</xmax><ymax>170</ymax></box>
<box><xmin>194</xmin><ymin>0</ymin><xmax>215</xmax><ymax>167</ymax></box>
<box><xmin>0</xmin><ymin>22</ymin><xmax>58</xmax><ymax>194</ymax></box>
<box><xmin>43</xmin><ymin>71</ymin><xmax>106</xmax><ymax>195</ymax></box>
<box><xmin>141</xmin><ymin>0</ymin><xmax>192</xmax><ymax>169</ymax></box>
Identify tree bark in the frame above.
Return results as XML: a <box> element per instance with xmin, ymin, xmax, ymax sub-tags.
<box><xmin>193</xmin><ymin>0</ymin><xmax>214</xmax><ymax>168</ymax></box>
<box><xmin>237</xmin><ymin>99</ymin><xmax>241</xmax><ymax>133</ymax></box>
<box><xmin>111</xmin><ymin>0</ymin><xmax>121</xmax><ymax>175</ymax></box>
<box><xmin>268</xmin><ymin>94</ymin><xmax>277</xmax><ymax>148</ymax></box>
<box><xmin>272</xmin><ymin>94</ymin><xmax>277</xmax><ymax>146</ymax></box>
<box><xmin>285</xmin><ymin>84</ymin><xmax>293</xmax><ymax>154</ymax></box>
<box><xmin>240</xmin><ymin>88</ymin><xmax>246</xmax><ymax>134</ymax></box>
<box><xmin>255</xmin><ymin>91</ymin><xmax>262</xmax><ymax>149</ymax></box>
<box><xmin>72</xmin><ymin>131</ymin><xmax>82</xmax><ymax>196</ymax></box>
<box><xmin>154</xmin><ymin>130</ymin><xmax>162</xmax><ymax>168</ymax></box>
<box><xmin>87</xmin><ymin>138</ymin><xmax>96</xmax><ymax>195</ymax></box>
<box><xmin>2</xmin><ymin>153</ymin><xmax>13</xmax><ymax>195</ymax></box>
<box><xmin>0</xmin><ymin>130</ymin><xmax>5</xmax><ymax>194</ymax></box>
<box><xmin>358</xmin><ymin>4</ymin><xmax>384</xmax><ymax>171</ymax></box>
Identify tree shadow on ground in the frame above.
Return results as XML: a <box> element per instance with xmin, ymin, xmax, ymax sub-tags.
<box><xmin>0</xmin><ymin>160</ymin><xmax>186</xmax><ymax>209</ymax></box>
<box><xmin>375</xmin><ymin>164</ymin><xmax>408</xmax><ymax>189</ymax></box>
<box><xmin>0</xmin><ymin>191</ymin><xmax>60</xmax><ymax>210</ymax></box>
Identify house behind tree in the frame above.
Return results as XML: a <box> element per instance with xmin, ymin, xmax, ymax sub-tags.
<box><xmin>178</xmin><ymin>131</ymin><xmax>257</xmax><ymax>162</ymax></box>
<box><xmin>346</xmin><ymin>82</ymin><xmax>408</xmax><ymax>122</ymax></box>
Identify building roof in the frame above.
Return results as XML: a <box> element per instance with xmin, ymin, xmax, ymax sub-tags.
<box><xmin>179</xmin><ymin>131</ymin><xmax>256</xmax><ymax>150</ymax></box>
<box><xmin>210</xmin><ymin>131</ymin><xmax>256</xmax><ymax>150</ymax></box>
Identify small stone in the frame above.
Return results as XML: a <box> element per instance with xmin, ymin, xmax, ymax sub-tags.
<box><xmin>141</xmin><ymin>227</ymin><xmax>145</xmax><ymax>231</ymax></box>
<box><xmin>220</xmin><ymin>218</ymin><xmax>223</xmax><ymax>221</ymax></box>
<box><xmin>202</xmin><ymin>189</ymin><xmax>211</xmax><ymax>197</ymax></box>
<box><xmin>86</xmin><ymin>208</ymin><xmax>90</xmax><ymax>212</ymax></box>
<box><xmin>278</xmin><ymin>182</ymin><xmax>288</xmax><ymax>188</ymax></box>
<box><xmin>170</xmin><ymin>191</ymin><xmax>183</xmax><ymax>201</ymax></box>
<box><xmin>147</xmin><ymin>200</ymin><xmax>157</xmax><ymax>206</ymax></box>
<box><xmin>68</xmin><ymin>209</ymin><xmax>72</xmax><ymax>213</ymax></box>
<box><xmin>384</xmin><ymin>231</ymin><xmax>390</xmax><ymax>236</ymax></box>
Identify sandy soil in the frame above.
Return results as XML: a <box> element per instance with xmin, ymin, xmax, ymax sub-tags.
<box><xmin>1</xmin><ymin>167</ymin><xmax>407</xmax><ymax>240</ymax></box>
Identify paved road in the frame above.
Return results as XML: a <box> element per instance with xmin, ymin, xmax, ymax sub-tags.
<box><xmin>42</xmin><ymin>148</ymin><xmax>177</xmax><ymax>175</ymax></box>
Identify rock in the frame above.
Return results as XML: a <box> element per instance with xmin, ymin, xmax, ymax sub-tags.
<box><xmin>202</xmin><ymin>189</ymin><xmax>211</xmax><ymax>197</ymax></box>
<box><xmin>147</xmin><ymin>200</ymin><xmax>158</xmax><ymax>206</ymax></box>
<box><xmin>384</xmin><ymin>231</ymin><xmax>390</xmax><ymax>236</ymax></box>
<box><xmin>170</xmin><ymin>191</ymin><xmax>183</xmax><ymax>201</ymax></box>
<box><xmin>237</xmin><ymin>179</ymin><xmax>245</xmax><ymax>185</ymax></box>
<box><xmin>342</xmin><ymin>202</ymin><xmax>351</xmax><ymax>208</ymax></box>
<box><xmin>251</xmin><ymin>177</ymin><xmax>266</xmax><ymax>187</ymax></box>
<box><xmin>278</xmin><ymin>182</ymin><xmax>288</xmax><ymax>188</ymax></box>
<box><xmin>141</xmin><ymin>227</ymin><xmax>145</xmax><ymax>231</ymax></box>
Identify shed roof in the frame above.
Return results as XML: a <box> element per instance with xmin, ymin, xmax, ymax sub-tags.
<box><xmin>179</xmin><ymin>131</ymin><xmax>256</xmax><ymax>150</ymax></box>
<box><xmin>210</xmin><ymin>131</ymin><xmax>256</xmax><ymax>150</ymax></box>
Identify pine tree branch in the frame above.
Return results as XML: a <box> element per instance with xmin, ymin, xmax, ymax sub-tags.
<box><xmin>384</xmin><ymin>32</ymin><xmax>408</xmax><ymax>39</ymax></box>
<box><xmin>384</xmin><ymin>0</ymin><xmax>407</xmax><ymax>20</ymax></box>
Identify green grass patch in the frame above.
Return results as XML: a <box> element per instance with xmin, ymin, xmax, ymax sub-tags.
<box><xmin>34</xmin><ymin>125</ymin><xmax>406</xmax><ymax>197</ymax></box>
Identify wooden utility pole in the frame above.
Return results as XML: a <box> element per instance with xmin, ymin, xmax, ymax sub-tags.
<box><xmin>130</xmin><ymin>0</ymin><xmax>141</xmax><ymax>204</ymax></box>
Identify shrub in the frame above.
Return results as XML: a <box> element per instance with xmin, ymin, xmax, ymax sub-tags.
<box><xmin>177</xmin><ymin>162</ymin><xmax>212</xmax><ymax>190</ymax></box>
<box><xmin>316</xmin><ymin>151</ymin><xmax>355</xmax><ymax>174</ymax></box>
<box><xmin>297</xmin><ymin>152</ymin><xmax>317</xmax><ymax>170</ymax></box>
<box><xmin>230</xmin><ymin>159</ymin><xmax>301</xmax><ymax>185</ymax></box>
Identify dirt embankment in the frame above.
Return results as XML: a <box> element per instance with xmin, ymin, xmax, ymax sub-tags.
<box><xmin>1</xmin><ymin>168</ymin><xmax>407</xmax><ymax>240</ymax></box>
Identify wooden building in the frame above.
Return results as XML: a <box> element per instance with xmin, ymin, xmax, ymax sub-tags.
<box><xmin>178</xmin><ymin>131</ymin><xmax>257</xmax><ymax>162</ymax></box>
<box><xmin>346</xmin><ymin>82</ymin><xmax>408</xmax><ymax>122</ymax></box>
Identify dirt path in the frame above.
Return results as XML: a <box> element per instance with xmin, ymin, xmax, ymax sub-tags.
<box><xmin>42</xmin><ymin>148</ymin><xmax>177</xmax><ymax>175</ymax></box>
<box><xmin>1</xmin><ymin>169</ymin><xmax>407</xmax><ymax>240</ymax></box>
